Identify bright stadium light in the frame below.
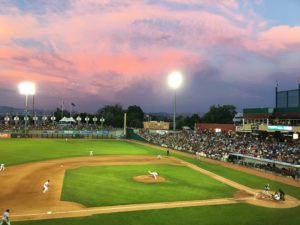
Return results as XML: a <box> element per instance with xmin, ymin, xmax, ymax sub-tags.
<box><xmin>167</xmin><ymin>71</ymin><xmax>183</xmax><ymax>131</ymax></box>
<box><xmin>18</xmin><ymin>82</ymin><xmax>36</xmax><ymax>137</ymax></box>
<box><xmin>18</xmin><ymin>82</ymin><xmax>36</xmax><ymax>95</ymax></box>
<box><xmin>168</xmin><ymin>71</ymin><xmax>183</xmax><ymax>89</ymax></box>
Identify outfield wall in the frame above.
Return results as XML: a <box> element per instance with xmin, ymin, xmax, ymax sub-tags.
<box><xmin>0</xmin><ymin>129</ymin><xmax>124</xmax><ymax>139</ymax></box>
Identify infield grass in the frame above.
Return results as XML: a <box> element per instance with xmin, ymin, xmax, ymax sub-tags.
<box><xmin>61</xmin><ymin>164</ymin><xmax>235</xmax><ymax>207</ymax></box>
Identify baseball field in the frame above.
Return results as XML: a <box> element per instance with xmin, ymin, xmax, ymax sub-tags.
<box><xmin>0</xmin><ymin>139</ymin><xmax>299</xmax><ymax>225</ymax></box>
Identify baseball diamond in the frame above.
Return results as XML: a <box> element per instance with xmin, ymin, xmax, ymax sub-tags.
<box><xmin>0</xmin><ymin>139</ymin><xmax>299</xmax><ymax>225</ymax></box>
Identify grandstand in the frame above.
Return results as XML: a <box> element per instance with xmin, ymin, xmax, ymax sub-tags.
<box><xmin>138</xmin><ymin>129</ymin><xmax>300</xmax><ymax>179</ymax></box>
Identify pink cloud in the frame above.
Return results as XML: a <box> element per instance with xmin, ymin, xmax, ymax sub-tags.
<box><xmin>1</xmin><ymin>0</ymin><xmax>300</xmax><ymax>109</ymax></box>
<box><xmin>242</xmin><ymin>25</ymin><xmax>300</xmax><ymax>56</ymax></box>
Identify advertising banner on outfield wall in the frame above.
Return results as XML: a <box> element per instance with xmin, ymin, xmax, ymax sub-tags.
<box><xmin>80</xmin><ymin>130</ymin><xmax>93</xmax><ymax>134</ymax></box>
<box><xmin>0</xmin><ymin>133</ymin><xmax>11</xmax><ymax>139</ymax></box>
<box><xmin>63</xmin><ymin>130</ymin><xmax>75</xmax><ymax>134</ymax></box>
<box><xmin>96</xmin><ymin>130</ymin><xmax>110</xmax><ymax>134</ymax></box>
<box><xmin>41</xmin><ymin>130</ymin><xmax>111</xmax><ymax>135</ymax></box>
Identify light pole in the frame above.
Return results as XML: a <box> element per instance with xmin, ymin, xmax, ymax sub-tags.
<box><xmin>4</xmin><ymin>113</ymin><xmax>10</xmax><ymax>125</ymax></box>
<box><xmin>168</xmin><ymin>72</ymin><xmax>183</xmax><ymax>131</ymax></box>
<box><xmin>93</xmin><ymin>116</ymin><xmax>98</xmax><ymax>125</ymax></box>
<box><xmin>51</xmin><ymin>115</ymin><xmax>56</xmax><ymax>125</ymax></box>
<box><xmin>14</xmin><ymin>114</ymin><xmax>19</xmax><ymax>126</ymax></box>
<box><xmin>33</xmin><ymin>114</ymin><xmax>38</xmax><ymax>127</ymax></box>
<box><xmin>42</xmin><ymin>115</ymin><xmax>47</xmax><ymax>125</ymax></box>
<box><xmin>76</xmin><ymin>116</ymin><xmax>82</xmax><ymax>124</ymax></box>
<box><xmin>18</xmin><ymin>82</ymin><xmax>36</xmax><ymax>137</ymax></box>
<box><xmin>85</xmin><ymin>116</ymin><xmax>90</xmax><ymax>125</ymax></box>
<box><xmin>100</xmin><ymin>117</ymin><xmax>105</xmax><ymax>129</ymax></box>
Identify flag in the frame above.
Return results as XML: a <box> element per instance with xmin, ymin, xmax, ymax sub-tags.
<box><xmin>71</xmin><ymin>102</ymin><xmax>76</xmax><ymax>107</ymax></box>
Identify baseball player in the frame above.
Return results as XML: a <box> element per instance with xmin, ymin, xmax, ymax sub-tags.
<box><xmin>273</xmin><ymin>192</ymin><xmax>281</xmax><ymax>201</ymax></box>
<box><xmin>0</xmin><ymin>163</ymin><xmax>5</xmax><ymax>171</ymax></box>
<box><xmin>148</xmin><ymin>171</ymin><xmax>158</xmax><ymax>180</ymax></box>
<box><xmin>89</xmin><ymin>150</ymin><xmax>93</xmax><ymax>156</ymax></box>
<box><xmin>43</xmin><ymin>180</ymin><xmax>50</xmax><ymax>193</ymax></box>
<box><xmin>195</xmin><ymin>151</ymin><xmax>200</xmax><ymax>160</ymax></box>
<box><xmin>166</xmin><ymin>149</ymin><xmax>170</xmax><ymax>157</ymax></box>
<box><xmin>263</xmin><ymin>184</ymin><xmax>270</xmax><ymax>196</ymax></box>
<box><xmin>0</xmin><ymin>209</ymin><xmax>10</xmax><ymax>225</ymax></box>
<box><xmin>157</xmin><ymin>155</ymin><xmax>162</xmax><ymax>160</ymax></box>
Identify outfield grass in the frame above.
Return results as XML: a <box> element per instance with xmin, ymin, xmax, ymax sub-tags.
<box><xmin>61</xmin><ymin>164</ymin><xmax>235</xmax><ymax>207</ymax></box>
<box><xmin>14</xmin><ymin>203</ymin><xmax>300</xmax><ymax>225</ymax></box>
<box><xmin>0</xmin><ymin>139</ymin><xmax>162</xmax><ymax>166</ymax></box>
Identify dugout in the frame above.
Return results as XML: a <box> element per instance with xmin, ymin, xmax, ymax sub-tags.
<box><xmin>228</xmin><ymin>153</ymin><xmax>300</xmax><ymax>178</ymax></box>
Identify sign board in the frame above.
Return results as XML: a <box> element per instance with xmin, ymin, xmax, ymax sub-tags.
<box><xmin>96</xmin><ymin>130</ymin><xmax>110</xmax><ymax>135</ymax></box>
<box><xmin>0</xmin><ymin>133</ymin><xmax>10</xmax><ymax>139</ymax></box>
<box><xmin>267</xmin><ymin>125</ymin><xmax>292</xmax><ymax>131</ymax></box>
<box><xmin>144</xmin><ymin>121</ymin><xmax>169</xmax><ymax>130</ymax></box>
<box><xmin>63</xmin><ymin>130</ymin><xmax>75</xmax><ymax>134</ymax></box>
<box><xmin>235</xmin><ymin>126</ymin><xmax>243</xmax><ymax>132</ymax></box>
<box><xmin>80</xmin><ymin>130</ymin><xmax>93</xmax><ymax>134</ymax></box>
<box><xmin>251</xmin><ymin>124</ymin><xmax>259</xmax><ymax>131</ymax></box>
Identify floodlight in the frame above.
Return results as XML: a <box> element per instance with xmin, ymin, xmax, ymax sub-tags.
<box><xmin>18</xmin><ymin>82</ymin><xmax>36</xmax><ymax>95</ymax></box>
<box><xmin>18</xmin><ymin>81</ymin><xmax>36</xmax><ymax>137</ymax></box>
<box><xmin>167</xmin><ymin>71</ymin><xmax>184</xmax><ymax>131</ymax></box>
<box><xmin>168</xmin><ymin>71</ymin><xmax>183</xmax><ymax>89</ymax></box>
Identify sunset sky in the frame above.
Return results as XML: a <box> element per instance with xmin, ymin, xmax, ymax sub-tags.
<box><xmin>1</xmin><ymin>0</ymin><xmax>300</xmax><ymax>114</ymax></box>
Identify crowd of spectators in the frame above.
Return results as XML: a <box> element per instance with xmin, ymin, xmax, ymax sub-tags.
<box><xmin>139</xmin><ymin>129</ymin><xmax>300</xmax><ymax>178</ymax></box>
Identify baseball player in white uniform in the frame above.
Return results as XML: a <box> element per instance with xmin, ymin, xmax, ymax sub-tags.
<box><xmin>148</xmin><ymin>171</ymin><xmax>158</xmax><ymax>180</ymax></box>
<box><xmin>0</xmin><ymin>163</ymin><xmax>5</xmax><ymax>171</ymax></box>
<box><xmin>89</xmin><ymin>150</ymin><xmax>93</xmax><ymax>156</ymax></box>
<box><xmin>0</xmin><ymin>209</ymin><xmax>10</xmax><ymax>225</ymax></box>
<box><xmin>195</xmin><ymin>152</ymin><xmax>200</xmax><ymax>160</ymax></box>
<box><xmin>43</xmin><ymin>180</ymin><xmax>50</xmax><ymax>193</ymax></box>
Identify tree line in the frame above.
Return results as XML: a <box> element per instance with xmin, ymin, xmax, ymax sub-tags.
<box><xmin>53</xmin><ymin>104</ymin><xmax>236</xmax><ymax>129</ymax></box>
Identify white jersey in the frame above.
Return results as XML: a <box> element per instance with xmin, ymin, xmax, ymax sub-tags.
<box><xmin>44</xmin><ymin>181</ymin><xmax>49</xmax><ymax>188</ymax></box>
<box><xmin>2</xmin><ymin>211</ymin><xmax>9</xmax><ymax>221</ymax></box>
<box><xmin>150</xmin><ymin>172</ymin><xmax>158</xmax><ymax>176</ymax></box>
<box><xmin>0</xmin><ymin>163</ymin><xmax>5</xmax><ymax>171</ymax></box>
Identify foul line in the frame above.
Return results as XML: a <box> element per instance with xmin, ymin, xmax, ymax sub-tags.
<box><xmin>11</xmin><ymin>198</ymin><xmax>246</xmax><ymax>220</ymax></box>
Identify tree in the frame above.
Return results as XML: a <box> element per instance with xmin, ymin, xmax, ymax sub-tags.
<box><xmin>175</xmin><ymin>115</ymin><xmax>186</xmax><ymax>130</ymax></box>
<box><xmin>53</xmin><ymin>108</ymin><xmax>70</xmax><ymax>121</ymax></box>
<box><xmin>97</xmin><ymin>104</ymin><xmax>124</xmax><ymax>127</ymax></box>
<box><xmin>127</xmin><ymin>105</ymin><xmax>144</xmax><ymax>128</ymax></box>
<box><xmin>185</xmin><ymin>114</ymin><xmax>201</xmax><ymax>129</ymax></box>
<box><xmin>202</xmin><ymin>105</ymin><xmax>236</xmax><ymax>124</ymax></box>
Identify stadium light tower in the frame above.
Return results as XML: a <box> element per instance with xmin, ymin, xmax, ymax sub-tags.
<box><xmin>168</xmin><ymin>71</ymin><xmax>183</xmax><ymax>131</ymax></box>
<box><xmin>18</xmin><ymin>82</ymin><xmax>36</xmax><ymax>137</ymax></box>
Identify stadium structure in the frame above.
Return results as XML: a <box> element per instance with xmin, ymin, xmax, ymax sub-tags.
<box><xmin>239</xmin><ymin>82</ymin><xmax>300</xmax><ymax>135</ymax></box>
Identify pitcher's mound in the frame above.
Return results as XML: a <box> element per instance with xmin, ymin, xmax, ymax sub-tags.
<box><xmin>133</xmin><ymin>175</ymin><xmax>166</xmax><ymax>183</ymax></box>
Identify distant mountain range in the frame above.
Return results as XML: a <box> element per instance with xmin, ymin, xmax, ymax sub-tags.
<box><xmin>0</xmin><ymin>106</ymin><xmax>52</xmax><ymax>115</ymax></box>
<box><xmin>0</xmin><ymin>106</ymin><xmax>205</xmax><ymax>117</ymax></box>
